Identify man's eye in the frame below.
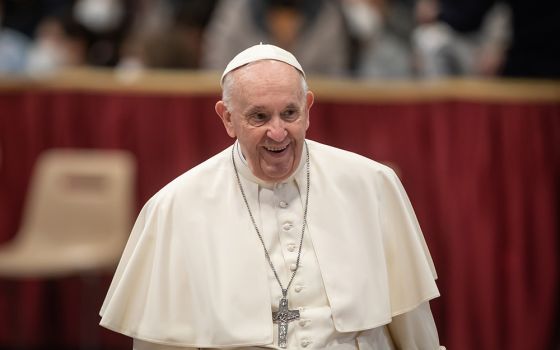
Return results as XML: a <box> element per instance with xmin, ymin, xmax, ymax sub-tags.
<box><xmin>248</xmin><ymin>113</ymin><xmax>268</xmax><ymax>124</ymax></box>
<box><xmin>282</xmin><ymin>109</ymin><xmax>298</xmax><ymax>120</ymax></box>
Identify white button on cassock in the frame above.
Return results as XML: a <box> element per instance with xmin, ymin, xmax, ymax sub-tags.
<box><xmin>301</xmin><ymin>339</ymin><xmax>311</xmax><ymax>347</ymax></box>
<box><xmin>279</xmin><ymin>201</ymin><xmax>288</xmax><ymax>208</ymax></box>
<box><xmin>289</xmin><ymin>263</ymin><xmax>297</xmax><ymax>271</ymax></box>
<box><xmin>282</xmin><ymin>222</ymin><xmax>293</xmax><ymax>231</ymax></box>
<box><xmin>287</xmin><ymin>243</ymin><xmax>296</xmax><ymax>252</ymax></box>
<box><xmin>294</xmin><ymin>285</ymin><xmax>303</xmax><ymax>293</ymax></box>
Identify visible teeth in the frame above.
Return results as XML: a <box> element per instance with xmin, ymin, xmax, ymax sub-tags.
<box><xmin>265</xmin><ymin>145</ymin><xmax>288</xmax><ymax>152</ymax></box>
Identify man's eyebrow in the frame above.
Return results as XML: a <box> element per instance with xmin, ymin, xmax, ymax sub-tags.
<box><xmin>243</xmin><ymin>102</ymin><xmax>300</xmax><ymax>115</ymax></box>
<box><xmin>244</xmin><ymin>106</ymin><xmax>268</xmax><ymax>115</ymax></box>
<box><xmin>284</xmin><ymin>103</ymin><xmax>299</xmax><ymax>110</ymax></box>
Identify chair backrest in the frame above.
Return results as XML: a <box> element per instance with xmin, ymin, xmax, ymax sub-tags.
<box><xmin>16</xmin><ymin>148</ymin><xmax>136</xmax><ymax>257</ymax></box>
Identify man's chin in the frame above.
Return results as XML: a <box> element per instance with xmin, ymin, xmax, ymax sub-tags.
<box><xmin>260</xmin><ymin>165</ymin><xmax>294</xmax><ymax>182</ymax></box>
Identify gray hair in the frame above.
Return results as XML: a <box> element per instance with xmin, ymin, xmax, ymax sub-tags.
<box><xmin>221</xmin><ymin>64</ymin><xmax>308</xmax><ymax>113</ymax></box>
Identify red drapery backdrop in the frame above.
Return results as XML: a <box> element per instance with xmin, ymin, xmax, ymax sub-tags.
<box><xmin>0</xmin><ymin>80</ymin><xmax>558</xmax><ymax>350</ymax></box>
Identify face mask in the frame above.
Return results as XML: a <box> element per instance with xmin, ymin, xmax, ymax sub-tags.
<box><xmin>26</xmin><ymin>40</ymin><xmax>67</xmax><ymax>75</ymax></box>
<box><xmin>73</xmin><ymin>0</ymin><xmax>124</xmax><ymax>33</ymax></box>
<box><xmin>342</xmin><ymin>1</ymin><xmax>382</xmax><ymax>40</ymax></box>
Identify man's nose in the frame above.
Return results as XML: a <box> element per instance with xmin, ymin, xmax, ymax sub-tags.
<box><xmin>267</xmin><ymin>117</ymin><xmax>287</xmax><ymax>142</ymax></box>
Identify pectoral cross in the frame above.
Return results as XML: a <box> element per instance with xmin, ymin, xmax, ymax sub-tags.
<box><xmin>272</xmin><ymin>297</ymin><xmax>300</xmax><ymax>348</ymax></box>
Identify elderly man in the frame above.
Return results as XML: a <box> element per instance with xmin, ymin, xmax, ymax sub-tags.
<box><xmin>100</xmin><ymin>44</ymin><xmax>444</xmax><ymax>349</ymax></box>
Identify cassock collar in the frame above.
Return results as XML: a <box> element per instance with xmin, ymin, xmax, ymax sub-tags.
<box><xmin>233</xmin><ymin>140</ymin><xmax>307</xmax><ymax>189</ymax></box>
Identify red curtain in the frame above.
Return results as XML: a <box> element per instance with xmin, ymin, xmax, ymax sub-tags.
<box><xmin>0</xmin><ymin>88</ymin><xmax>558</xmax><ymax>349</ymax></box>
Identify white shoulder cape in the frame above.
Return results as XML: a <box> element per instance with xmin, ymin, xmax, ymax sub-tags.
<box><xmin>99</xmin><ymin>140</ymin><xmax>440</xmax><ymax>348</ymax></box>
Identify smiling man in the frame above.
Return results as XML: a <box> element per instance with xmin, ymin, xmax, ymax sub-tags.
<box><xmin>100</xmin><ymin>44</ymin><xmax>445</xmax><ymax>349</ymax></box>
<box><xmin>216</xmin><ymin>56</ymin><xmax>312</xmax><ymax>183</ymax></box>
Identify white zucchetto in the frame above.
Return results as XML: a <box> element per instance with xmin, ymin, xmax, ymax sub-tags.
<box><xmin>220</xmin><ymin>43</ymin><xmax>306</xmax><ymax>86</ymax></box>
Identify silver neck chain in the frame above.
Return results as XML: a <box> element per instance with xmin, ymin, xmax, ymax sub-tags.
<box><xmin>231</xmin><ymin>142</ymin><xmax>310</xmax><ymax>298</ymax></box>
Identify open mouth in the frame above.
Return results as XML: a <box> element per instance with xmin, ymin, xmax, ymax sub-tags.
<box><xmin>264</xmin><ymin>144</ymin><xmax>289</xmax><ymax>154</ymax></box>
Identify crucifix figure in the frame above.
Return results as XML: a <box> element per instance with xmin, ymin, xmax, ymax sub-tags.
<box><xmin>272</xmin><ymin>297</ymin><xmax>300</xmax><ymax>348</ymax></box>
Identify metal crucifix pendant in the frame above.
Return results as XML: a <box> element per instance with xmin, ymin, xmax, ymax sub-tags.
<box><xmin>272</xmin><ymin>297</ymin><xmax>300</xmax><ymax>348</ymax></box>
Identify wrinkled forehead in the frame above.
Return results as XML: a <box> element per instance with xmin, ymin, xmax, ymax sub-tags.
<box><xmin>226</xmin><ymin>60</ymin><xmax>306</xmax><ymax>99</ymax></box>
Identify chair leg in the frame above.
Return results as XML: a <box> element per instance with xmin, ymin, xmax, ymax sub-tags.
<box><xmin>80</xmin><ymin>274</ymin><xmax>101</xmax><ymax>350</ymax></box>
<box><xmin>4</xmin><ymin>279</ymin><xmax>27</xmax><ymax>350</ymax></box>
<box><xmin>44</xmin><ymin>279</ymin><xmax>62</xmax><ymax>348</ymax></box>
<box><xmin>2</xmin><ymin>276</ymin><xmax>104</xmax><ymax>350</ymax></box>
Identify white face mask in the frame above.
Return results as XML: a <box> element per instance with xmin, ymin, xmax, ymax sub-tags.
<box><xmin>341</xmin><ymin>0</ymin><xmax>383</xmax><ymax>40</ymax></box>
<box><xmin>26</xmin><ymin>40</ymin><xmax>67</xmax><ymax>75</ymax></box>
<box><xmin>73</xmin><ymin>0</ymin><xmax>124</xmax><ymax>33</ymax></box>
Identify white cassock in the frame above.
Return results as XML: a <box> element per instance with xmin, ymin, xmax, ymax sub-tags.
<box><xmin>100</xmin><ymin>140</ymin><xmax>444</xmax><ymax>349</ymax></box>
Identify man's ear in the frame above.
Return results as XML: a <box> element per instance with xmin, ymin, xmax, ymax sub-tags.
<box><xmin>215</xmin><ymin>101</ymin><xmax>236</xmax><ymax>138</ymax></box>
<box><xmin>305</xmin><ymin>91</ymin><xmax>314</xmax><ymax>130</ymax></box>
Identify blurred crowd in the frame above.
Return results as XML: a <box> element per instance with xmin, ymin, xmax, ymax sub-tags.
<box><xmin>0</xmin><ymin>0</ymin><xmax>559</xmax><ymax>79</ymax></box>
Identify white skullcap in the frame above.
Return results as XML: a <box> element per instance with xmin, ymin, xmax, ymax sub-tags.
<box><xmin>220</xmin><ymin>43</ymin><xmax>306</xmax><ymax>86</ymax></box>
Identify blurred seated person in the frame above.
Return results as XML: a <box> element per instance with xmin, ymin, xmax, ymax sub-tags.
<box><xmin>414</xmin><ymin>0</ymin><xmax>560</xmax><ymax>78</ymax></box>
<box><xmin>25</xmin><ymin>13</ymin><xmax>89</xmax><ymax>75</ymax></box>
<box><xmin>200</xmin><ymin>0</ymin><xmax>352</xmax><ymax>76</ymax></box>
<box><xmin>438</xmin><ymin>0</ymin><xmax>560</xmax><ymax>78</ymax></box>
<box><xmin>412</xmin><ymin>0</ymin><xmax>511</xmax><ymax>78</ymax></box>
<box><xmin>72</xmin><ymin>0</ymin><xmax>134</xmax><ymax>67</ymax></box>
<box><xmin>0</xmin><ymin>0</ymin><xmax>31</xmax><ymax>74</ymax></box>
<box><xmin>117</xmin><ymin>0</ymin><xmax>218</xmax><ymax>70</ymax></box>
<box><xmin>341</xmin><ymin>0</ymin><xmax>416</xmax><ymax>79</ymax></box>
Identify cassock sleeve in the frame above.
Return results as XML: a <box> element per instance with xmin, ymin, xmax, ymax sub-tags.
<box><xmin>133</xmin><ymin>338</ymin><xmax>197</xmax><ymax>350</ymax></box>
<box><xmin>387</xmin><ymin>302</ymin><xmax>446</xmax><ymax>350</ymax></box>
